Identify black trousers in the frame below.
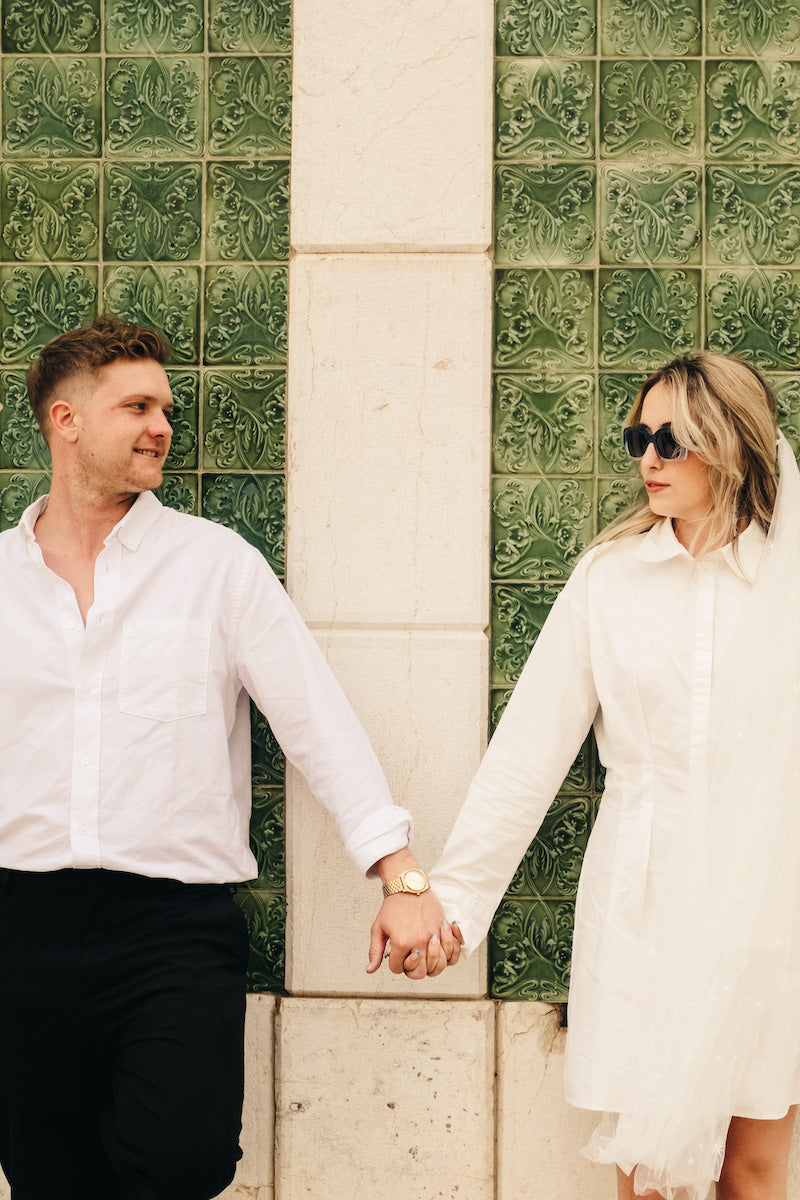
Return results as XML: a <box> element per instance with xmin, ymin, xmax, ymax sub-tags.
<box><xmin>0</xmin><ymin>868</ymin><xmax>249</xmax><ymax>1200</ymax></box>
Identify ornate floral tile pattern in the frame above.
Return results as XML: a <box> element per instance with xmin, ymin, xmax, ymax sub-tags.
<box><xmin>0</xmin><ymin>0</ymin><xmax>290</xmax><ymax>991</ymax></box>
<box><xmin>491</xmin><ymin>0</ymin><xmax>800</xmax><ymax>1000</ymax></box>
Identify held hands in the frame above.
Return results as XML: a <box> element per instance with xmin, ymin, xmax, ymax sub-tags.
<box><xmin>366</xmin><ymin>848</ymin><xmax>464</xmax><ymax>979</ymax></box>
<box><xmin>366</xmin><ymin>893</ymin><xmax>463</xmax><ymax>978</ymax></box>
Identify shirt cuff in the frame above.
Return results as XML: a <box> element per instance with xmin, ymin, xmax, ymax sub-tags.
<box><xmin>346</xmin><ymin>805</ymin><xmax>413</xmax><ymax>877</ymax></box>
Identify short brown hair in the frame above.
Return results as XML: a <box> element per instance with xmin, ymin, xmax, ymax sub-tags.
<box><xmin>26</xmin><ymin>314</ymin><xmax>171</xmax><ymax>433</ymax></box>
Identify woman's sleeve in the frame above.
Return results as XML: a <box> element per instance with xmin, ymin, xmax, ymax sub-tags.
<box><xmin>429</xmin><ymin>555</ymin><xmax>599</xmax><ymax>952</ymax></box>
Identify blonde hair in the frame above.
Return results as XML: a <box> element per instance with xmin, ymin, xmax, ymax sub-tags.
<box><xmin>590</xmin><ymin>352</ymin><xmax>779</xmax><ymax>555</ymax></box>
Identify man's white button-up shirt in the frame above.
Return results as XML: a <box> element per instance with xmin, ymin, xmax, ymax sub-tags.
<box><xmin>0</xmin><ymin>491</ymin><xmax>410</xmax><ymax>882</ymax></box>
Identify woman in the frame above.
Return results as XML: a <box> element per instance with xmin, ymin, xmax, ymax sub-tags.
<box><xmin>426</xmin><ymin>353</ymin><xmax>800</xmax><ymax>1199</ymax></box>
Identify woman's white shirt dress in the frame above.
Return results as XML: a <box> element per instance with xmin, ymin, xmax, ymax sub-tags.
<box><xmin>430</xmin><ymin>515</ymin><xmax>800</xmax><ymax>1197</ymax></box>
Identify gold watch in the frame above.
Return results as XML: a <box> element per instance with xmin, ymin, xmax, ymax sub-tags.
<box><xmin>382</xmin><ymin>868</ymin><xmax>430</xmax><ymax>898</ymax></box>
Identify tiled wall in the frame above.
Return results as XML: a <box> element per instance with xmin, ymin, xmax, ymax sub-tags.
<box><xmin>488</xmin><ymin>0</ymin><xmax>800</xmax><ymax>1001</ymax></box>
<box><xmin>0</xmin><ymin>0</ymin><xmax>290</xmax><ymax>992</ymax></box>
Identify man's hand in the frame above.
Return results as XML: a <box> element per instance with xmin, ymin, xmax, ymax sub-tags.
<box><xmin>366</xmin><ymin>848</ymin><xmax>463</xmax><ymax>978</ymax></box>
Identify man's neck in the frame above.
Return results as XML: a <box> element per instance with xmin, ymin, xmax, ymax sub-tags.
<box><xmin>34</xmin><ymin>476</ymin><xmax>139</xmax><ymax>562</ymax></box>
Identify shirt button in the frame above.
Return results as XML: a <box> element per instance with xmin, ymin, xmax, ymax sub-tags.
<box><xmin>79</xmin><ymin>828</ymin><xmax>88</xmax><ymax>837</ymax></box>
<box><xmin>80</xmin><ymin>685</ymin><xmax>91</xmax><ymax>696</ymax></box>
<box><xmin>80</xmin><ymin>755</ymin><xmax>90</xmax><ymax>766</ymax></box>
<box><xmin>66</xmin><ymin>620</ymin><xmax>77</xmax><ymax>630</ymax></box>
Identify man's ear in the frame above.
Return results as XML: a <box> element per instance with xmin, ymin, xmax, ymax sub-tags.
<box><xmin>47</xmin><ymin>398</ymin><xmax>79</xmax><ymax>444</ymax></box>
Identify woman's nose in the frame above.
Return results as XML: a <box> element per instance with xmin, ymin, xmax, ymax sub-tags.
<box><xmin>641</xmin><ymin>442</ymin><xmax>661</xmax><ymax>469</ymax></box>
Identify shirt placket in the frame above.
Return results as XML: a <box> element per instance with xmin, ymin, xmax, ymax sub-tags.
<box><xmin>69</xmin><ymin>538</ymin><xmax>122</xmax><ymax>868</ymax></box>
<box><xmin>688</xmin><ymin>564</ymin><xmax>716</xmax><ymax>864</ymax></box>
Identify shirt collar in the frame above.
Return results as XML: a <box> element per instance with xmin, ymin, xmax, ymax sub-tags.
<box><xmin>18</xmin><ymin>490</ymin><xmax>163</xmax><ymax>553</ymax></box>
<box><xmin>634</xmin><ymin>516</ymin><xmax>765</xmax><ymax>582</ymax></box>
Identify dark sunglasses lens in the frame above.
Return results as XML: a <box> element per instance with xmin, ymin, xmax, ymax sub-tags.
<box><xmin>623</xmin><ymin>427</ymin><xmax>649</xmax><ymax>458</ymax></box>
<box><xmin>653</xmin><ymin>428</ymin><xmax>682</xmax><ymax>459</ymax></box>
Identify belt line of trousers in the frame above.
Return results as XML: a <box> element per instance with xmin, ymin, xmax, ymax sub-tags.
<box><xmin>0</xmin><ymin>867</ymin><xmax>249</xmax><ymax>1200</ymax></box>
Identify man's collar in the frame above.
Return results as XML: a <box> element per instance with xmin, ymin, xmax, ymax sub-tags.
<box><xmin>634</xmin><ymin>516</ymin><xmax>765</xmax><ymax>582</ymax></box>
<box><xmin>104</xmin><ymin>490</ymin><xmax>163</xmax><ymax>551</ymax></box>
<box><xmin>18</xmin><ymin>489</ymin><xmax>163</xmax><ymax>552</ymax></box>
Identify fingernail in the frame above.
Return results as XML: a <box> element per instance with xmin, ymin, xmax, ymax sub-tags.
<box><xmin>432</xmin><ymin>933</ymin><xmax>440</xmax><ymax>943</ymax></box>
<box><xmin>413</xmin><ymin>950</ymin><xmax>420</xmax><ymax>957</ymax></box>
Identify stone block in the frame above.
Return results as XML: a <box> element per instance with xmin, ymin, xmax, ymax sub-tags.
<box><xmin>291</xmin><ymin>0</ymin><xmax>493</xmax><ymax>250</ymax></box>
<box><xmin>286</xmin><ymin>628</ymin><xmax>488</xmax><ymax>998</ymax></box>
<box><xmin>276</xmin><ymin>997</ymin><xmax>494</xmax><ymax>1199</ymax></box>
<box><xmin>220</xmin><ymin>994</ymin><xmax>277</xmax><ymax>1199</ymax></box>
<box><xmin>497</xmin><ymin>1002</ymin><xmax>616</xmax><ymax>1200</ymax></box>
<box><xmin>287</xmin><ymin>253</ymin><xmax>491</xmax><ymax>628</ymax></box>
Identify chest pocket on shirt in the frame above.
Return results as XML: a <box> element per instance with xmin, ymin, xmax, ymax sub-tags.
<box><xmin>118</xmin><ymin>620</ymin><xmax>211</xmax><ymax>722</ymax></box>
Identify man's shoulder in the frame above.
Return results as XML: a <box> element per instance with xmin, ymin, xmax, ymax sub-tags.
<box><xmin>155</xmin><ymin>504</ymin><xmax>255</xmax><ymax>556</ymax></box>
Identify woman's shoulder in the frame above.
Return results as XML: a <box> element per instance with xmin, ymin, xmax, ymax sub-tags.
<box><xmin>575</xmin><ymin>529</ymin><xmax>652</xmax><ymax>578</ymax></box>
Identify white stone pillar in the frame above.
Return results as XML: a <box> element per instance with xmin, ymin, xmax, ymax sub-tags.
<box><xmin>286</xmin><ymin>0</ymin><xmax>494</xmax><ymax>1000</ymax></box>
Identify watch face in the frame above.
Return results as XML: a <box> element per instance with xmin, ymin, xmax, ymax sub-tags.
<box><xmin>404</xmin><ymin>870</ymin><xmax>426</xmax><ymax>892</ymax></box>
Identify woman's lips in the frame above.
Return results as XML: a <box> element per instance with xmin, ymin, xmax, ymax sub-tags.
<box><xmin>646</xmin><ymin>481</ymin><xmax>668</xmax><ymax>492</ymax></box>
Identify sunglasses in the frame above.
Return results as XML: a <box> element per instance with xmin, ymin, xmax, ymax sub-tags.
<box><xmin>623</xmin><ymin>424</ymin><xmax>688</xmax><ymax>462</ymax></box>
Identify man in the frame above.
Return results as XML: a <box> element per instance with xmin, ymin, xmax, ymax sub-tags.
<box><xmin>0</xmin><ymin>316</ymin><xmax>459</xmax><ymax>1200</ymax></box>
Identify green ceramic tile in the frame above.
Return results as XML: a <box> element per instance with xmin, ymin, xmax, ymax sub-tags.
<box><xmin>154</xmin><ymin>473</ymin><xmax>198</xmax><ymax>515</ymax></box>
<box><xmin>768</xmin><ymin>374</ymin><xmax>800</xmax><ymax>457</ymax></box>
<box><xmin>243</xmin><ymin>786</ymin><xmax>285</xmax><ymax>891</ymax></box>
<box><xmin>598</xmin><ymin>373</ymin><xmax>646</xmax><ymax>475</ymax></box>
<box><xmin>0</xmin><ymin>470</ymin><xmax>49</xmax><ymax>530</ymax></box>
<box><xmin>493</xmin><ymin>373</ymin><xmax>594</xmax><ymax>475</ymax></box>
<box><xmin>2</xmin><ymin>56</ymin><xmax>101</xmax><ymax>157</ymax></box>
<box><xmin>490</xmin><ymin>896</ymin><xmax>574</xmax><ymax>1000</ymax></box>
<box><xmin>600</xmin><ymin>166</ymin><xmax>701</xmax><ymax>266</ymax></box>
<box><xmin>707</xmin><ymin>61</ymin><xmax>800</xmax><ymax>161</ymax></box>
<box><xmin>0</xmin><ymin>370</ymin><xmax>48</xmax><ymax>468</ymax></box>
<box><xmin>105</xmin><ymin>57</ymin><xmax>204</xmax><ymax>158</ymax></box>
<box><xmin>251</xmin><ymin>702</ymin><xmax>285</xmax><ymax>788</ymax></box>
<box><xmin>600</xmin><ymin>0</ymin><xmax>701</xmax><ymax>56</ymax></box>
<box><xmin>209</xmin><ymin>57</ymin><xmax>291</xmax><ymax>157</ymax></box>
<box><xmin>490</xmin><ymin>688</ymin><xmax>513</xmax><ymax>736</ymax></box>
<box><xmin>494</xmin><ymin>269</ymin><xmax>594</xmax><ymax>371</ymax></box>
<box><xmin>2</xmin><ymin>0</ymin><xmax>99</xmax><ymax>52</ymax></box>
<box><xmin>495</xmin><ymin>165</ymin><xmax>595</xmax><ymax>267</ymax></box>
<box><xmin>597</xmin><ymin>476</ymin><xmax>644</xmax><ymax>528</ymax></box>
<box><xmin>706</xmin><ymin>0</ymin><xmax>800</xmax><ymax>56</ymax></box>
<box><xmin>492</xmin><ymin>477</ymin><xmax>594</xmax><ymax>582</ymax></box>
<box><xmin>707</xmin><ymin>166</ymin><xmax>800</xmax><ymax>267</ymax></box>
<box><xmin>234</xmin><ymin>889</ymin><xmax>285</xmax><ymax>993</ymax></box>
<box><xmin>507</xmin><ymin>795</ymin><xmax>596</xmax><ymax>898</ymax></box>
<box><xmin>495</xmin><ymin>59</ymin><xmax>595</xmax><ymax>161</ymax></box>
<box><xmin>495</xmin><ymin>0</ymin><xmax>595</xmax><ymax>55</ymax></box>
<box><xmin>0</xmin><ymin>264</ymin><xmax>96</xmax><ymax>364</ymax></box>
<box><xmin>201</xmin><ymin>473</ymin><xmax>285</xmax><ymax>574</ymax></box>
<box><xmin>599</xmin><ymin>268</ymin><xmax>700</xmax><ymax>370</ymax></box>
<box><xmin>203</xmin><ymin>369</ymin><xmax>285</xmax><ymax>471</ymax></box>
<box><xmin>206</xmin><ymin>163</ymin><xmax>290</xmax><ymax>262</ymax></box>
<box><xmin>164</xmin><ymin>369</ymin><xmax>198</xmax><ymax>471</ymax></box>
<box><xmin>600</xmin><ymin>61</ymin><xmax>701</xmax><ymax>159</ymax></box>
<box><xmin>102</xmin><ymin>265</ymin><xmax>200</xmax><ymax>365</ymax></box>
<box><xmin>706</xmin><ymin>269</ymin><xmax>800</xmax><ymax>369</ymax></box>
<box><xmin>105</xmin><ymin>0</ymin><xmax>203</xmax><ymax>53</ymax></box>
<box><xmin>492</xmin><ymin>582</ymin><xmax>563</xmax><ymax>687</ymax></box>
<box><xmin>204</xmin><ymin>266</ymin><xmax>287</xmax><ymax>367</ymax></box>
<box><xmin>209</xmin><ymin>0</ymin><xmax>291</xmax><ymax>53</ymax></box>
<box><xmin>103</xmin><ymin>163</ymin><xmax>202</xmax><ymax>262</ymax></box>
<box><xmin>1</xmin><ymin>163</ymin><xmax>99</xmax><ymax>263</ymax></box>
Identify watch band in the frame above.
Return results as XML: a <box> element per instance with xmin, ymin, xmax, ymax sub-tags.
<box><xmin>382</xmin><ymin>869</ymin><xmax>430</xmax><ymax>898</ymax></box>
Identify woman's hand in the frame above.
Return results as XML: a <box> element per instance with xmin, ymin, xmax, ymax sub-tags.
<box><xmin>402</xmin><ymin>920</ymin><xmax>463</xmax><ymax>979</ymax></box>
